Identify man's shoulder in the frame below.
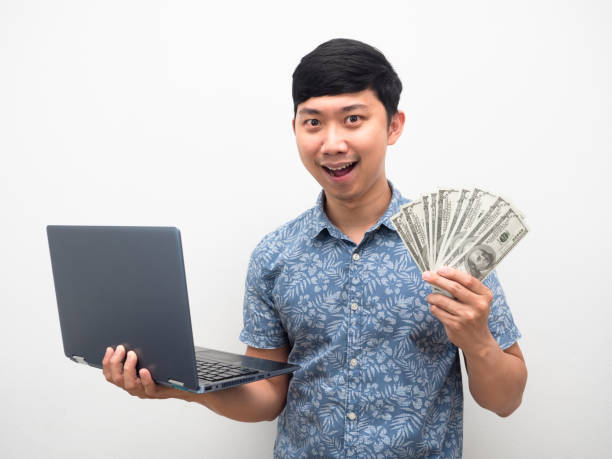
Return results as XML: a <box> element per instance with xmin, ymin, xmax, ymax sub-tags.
<box><xmin>251</xmin><ymin>206</ymin><xmax>318</xmax><ymax>261</ymax></box>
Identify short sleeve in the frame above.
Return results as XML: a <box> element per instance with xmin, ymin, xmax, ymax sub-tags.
<box><xmin>483</xmin><ymin>270</ymin><xmax>522</xmax><ymax>350</ymax></box>
<box><xmin>239</xmin><ymin>239</ymin><xmax>289</xmax><ymax>349</ymax></box>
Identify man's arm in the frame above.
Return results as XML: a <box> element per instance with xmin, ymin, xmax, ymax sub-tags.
<box><xmin>463</xmin><ymin>341</ymin><xmax>526</xmax><ymax>417</ymax></box>
<box><xmin>102</xmin><ymin>344</ymin><xmax>290</xmax><ymax>422</ymax></box>
<box><xmin>422</xmin><ymin>267</ymin><xmax>527</xmax><ymax>417</ymax></box>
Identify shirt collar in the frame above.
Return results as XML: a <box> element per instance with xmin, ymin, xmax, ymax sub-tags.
<box><xmin>308</xmin><ymin>181</ymin><xmax>405</xmax><ymax>241</ymax></box>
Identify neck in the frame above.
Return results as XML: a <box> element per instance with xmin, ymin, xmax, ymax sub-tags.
<box><xmin>324</xmin><ymin>180</ymin><xmax>392</xmax><ymax>245</ymax></box>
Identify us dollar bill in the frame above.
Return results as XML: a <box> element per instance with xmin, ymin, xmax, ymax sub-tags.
<box><xmin>429</xmin><ymin>192</ymin><xmax>437</xmax><ymax>269</ymax></box>
<box><xmin>422</xmin><ymin>194</ymin><xmax>433</xmax><ymax>268</ymax></box>
<box><xmin>391</xmin><ymin>213</ymin><xmax>427</xmax><ymax>272</ymax></box>
<box><xmin>442</xmin><ymin>195</ymin><xmax>515</xmax><ymax>267</ymax></box>
<box><xmin>437</xmin><ymin>188</ymin><xmax>498</xmax><ymax>266</ymax></box>
<box><xmin>435</xmin><ymin>188</ymin><xmax>471</xmax><ymax>267</ymax></box>
<box><xmin>449</xmin><ymin>207</ymin><xmax>528</xmax><ymax>281</ymax></box>
<box><xmin>400</xmin><ymin>200</ymin><xmax>431</xmax><ymax>270</ymax></box>
<box><xmin>434</xmin><ymin>188</ymin><xmax>462</xmax><ymax>268</ymax></box>
<box><xmin>394</xmin><ymin>188</ymin><xmax>527</xmax><ymax>290</ymax></box>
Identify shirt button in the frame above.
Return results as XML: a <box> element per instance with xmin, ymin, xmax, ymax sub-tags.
<box><xmin>347</xmin><ymin>412</ymin><xmax>357</xmax><ymax>421</ymax></box>
<box><xmin>350</xmin><ymin>358</ymin><xmax>358</xmax><ymax>368</ymax></box>
<box><xmin>350</xmin><ymin>302</ymin><xmax>358</xmax><ymax>311</ymax></box>
<box><xmin>352</xmin><ymin>252</ymin><xmax>360</xmax><ymax>261</ymax></box>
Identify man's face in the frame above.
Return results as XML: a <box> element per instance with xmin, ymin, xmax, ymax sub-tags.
<box><xmin>468</xmin><ymin>248</ymin><xmax>491</xmax><ymax>271</ymax></box>
<box><xmin>293</xmin><ymin>89</ymin><xmax>403</xmax><ymax>204</ymax></box>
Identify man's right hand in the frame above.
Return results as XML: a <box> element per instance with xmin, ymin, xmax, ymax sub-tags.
<box><xmin>102</xmin><ymin>345</ymin><xmax>188</xmax><ymax>401</ymax></box>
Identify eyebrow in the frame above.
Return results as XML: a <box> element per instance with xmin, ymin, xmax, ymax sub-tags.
<box><xmin>298</xmin><ymin>108</ymin><xmax>321</xmax><ymax>116</ymax></box>
<box><xmin>341</xmin><ymin>104</ymin><xmax>368</xmax><ymax>112</ymax></box>
<box><xmin>297</xmin><ymin>104</ymin><xmax>369</xmax><ymax>116</ymax></box>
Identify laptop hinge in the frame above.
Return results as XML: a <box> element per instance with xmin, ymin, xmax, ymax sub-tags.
<box><xmin>168</xmin><ymin>379</ymin><xmax>184</xmax><ymax>387</ymax></box>
<box><xmin>72</xmin><ymin>355</ymin><xmax>87</xmax><ymax>365</ymax></box>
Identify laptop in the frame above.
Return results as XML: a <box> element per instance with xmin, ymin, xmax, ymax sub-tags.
<box><xmin>47</xmin><ymin>225</ymin><xmax>299</xmax><ymax>393</ymax></box>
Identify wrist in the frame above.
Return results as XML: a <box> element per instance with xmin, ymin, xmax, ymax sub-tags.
<box><xmin>168</xmin><ymin>388</ymin><xmax>201</xmax><ymax>404</ymax></box>
<box><xmin>462</xmin><ymin>332</ymin><xmax>500</xmax><ymax>363</ymax></box>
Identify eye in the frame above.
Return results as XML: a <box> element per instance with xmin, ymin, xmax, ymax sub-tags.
<box><xmin>306</xmin><ymin>119</ymin><xmax>320</xmax><ymax>127</ymax></box>
<box><xmin>346</xmin><ymin>115</ymin><xmax>361</xmax><ymax>124</ymax></box>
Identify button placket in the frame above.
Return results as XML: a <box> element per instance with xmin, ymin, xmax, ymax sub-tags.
<box><xmin>345</xmin><ymin>247</ymin><xmax>363</xmax><ymax>448</ymax></box>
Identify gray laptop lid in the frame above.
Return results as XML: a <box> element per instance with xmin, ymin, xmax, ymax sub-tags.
<box><xmin>47</xmin><ymin>226</ymin><xmax>200</xmax><ymax>390</ymax></box>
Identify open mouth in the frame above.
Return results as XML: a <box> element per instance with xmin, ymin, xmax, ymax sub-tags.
<box><xmin>322</xmin><ymin>161</ymin><xmax>358</xmax><ymax>177</ymax></box>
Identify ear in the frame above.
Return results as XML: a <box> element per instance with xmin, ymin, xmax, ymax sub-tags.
<box><xmin>292</xmin><ymin>118</ymin><xmax>296</xmax><ymax>134</ymax></box>
<box><xmin>387</xmin><ymin>110</ymin><xmax>405</xmax><ymax>146</ymax></box>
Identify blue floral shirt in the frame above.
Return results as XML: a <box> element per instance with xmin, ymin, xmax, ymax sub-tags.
<box><xmin>239</xmin><ymin>184</ymin><xmax>521</xmax><ymax>458</ymax></box>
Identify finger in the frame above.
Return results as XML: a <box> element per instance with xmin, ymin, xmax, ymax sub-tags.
<box><xmin>430</xmin><ymin>303</ymin><xmax>457</xmax><ymax>326</ymax></box>
<box><xmin>423</xmin><ymin>270</ymin><xmax>477</xmax><ymax>304</ymax></box>
<box><xmin>437</xmin><ymin>266</ymin><xmax>490</xmax><ymax>297</ymax></box>
<box><xmin>427</xmin><ymin>292</ymin><xmax>463</xmax><ymax>316</ymax></box>
<box><xmin>123</xmin><ymin>351</ymin><xmax>140</xmax><ymax>391</ymax></box>
<box><xmin>139</xmin><ymin>369</ymin><xmax>158</xmax><ymax>397</ymax></box>
<box><xmin>109</xmin><ymin>345</ymin><xmax>126</xmax><ymax>385</ymax></box>
<box><xmin>102</xmin><ymin>347</ymin><xmax>113</xmax><ymax>381</ymax></box>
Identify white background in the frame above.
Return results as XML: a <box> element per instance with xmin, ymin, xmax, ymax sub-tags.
<box><xmin>1</xmin><ymin>1</ymin><xmax>611</xmax><ymax>457</ymax></box>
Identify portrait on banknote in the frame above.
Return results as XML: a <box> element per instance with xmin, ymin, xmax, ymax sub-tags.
<box><xmin>465</xmin><ymin>245</ymin><xmax>496</xmax><ymax>279</ymax></box>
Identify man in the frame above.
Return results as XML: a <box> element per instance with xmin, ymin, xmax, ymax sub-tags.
<box><xmin>103</xmin><ymin>38</ymin><xmax>527</xmax><ymax>457</ymax></box>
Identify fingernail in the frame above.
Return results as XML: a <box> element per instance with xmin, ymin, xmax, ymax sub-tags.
<box><xmin>439</xmin><ymin>266</ymin><xmax>451</xmax><ymax>275</ymax></box>
<box><xmin>422</xmin><ymin>271</ymin><xmax>432</xmax><ymax>280</ymax></box>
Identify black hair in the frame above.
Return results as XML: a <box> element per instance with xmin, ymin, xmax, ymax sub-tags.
<box><xmin>292</xmin><ymin>38</ymin><xmax>402</xmax><ymax>124</ymax></box>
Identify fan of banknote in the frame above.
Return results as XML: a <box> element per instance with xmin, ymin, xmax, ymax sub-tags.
<box><xmin>391</xmin><ymin>188</ymin><xmax>528</xmax><ymax>282</ymax></box>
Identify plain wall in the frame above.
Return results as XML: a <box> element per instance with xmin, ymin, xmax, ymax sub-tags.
<box><xmin>1</xmin><ymin>1</ymin><xmax>611</xmax><ymax>457</ymax></box>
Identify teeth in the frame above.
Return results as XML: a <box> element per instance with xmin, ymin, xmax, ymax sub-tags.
<box><xmin>326</xmin><ymin>162</ymin><xmax>354</xmax><ymax>171</ymax></box>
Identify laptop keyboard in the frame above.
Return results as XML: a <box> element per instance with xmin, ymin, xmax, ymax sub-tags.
<box><xmin>196</xmin><ymin>360</ymin><xmax>259</xmax><ymax>382</ymax></box>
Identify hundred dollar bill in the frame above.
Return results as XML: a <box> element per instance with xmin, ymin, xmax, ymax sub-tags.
<box><xmin>434</xmin><ymin>188</ymin><xmax>461</xmax><ymax>268</ymax></box>
<box><xmin>437</xmin><ymin>188</ymin><xmax>498</xmax><ymax>266</ymax></box>
<box><xmin>422</xmin><ymin>194</ymin><xmax>433</xmax><ymax>268</ymax></box>
<box><xmin>449</xmin><ymin>207</ymin><xmax>528</xmax><ymax>281</ymax></box>
<box><xmin>400</xmin><ymin>200</ymin><xmax>431</xmax><ymax>270</ymax></box>
<box><xmin>442</xmin><ymin>195</ymin><xmax>515</xmax><ymax>267</ymax></box>
<box><xmin>429</xmin><ymin>192</ymin><xmax>437</xmax><ymax>269</ymax></box>
<box><xmin>391</xmin><ymin>212</ymin><xmax>427</xmax><ymax>272</ymax></box>
<box><xmin>435</xmin><ymin>188</ymin><xmax>471</xmax><ymax>268</ymax></box>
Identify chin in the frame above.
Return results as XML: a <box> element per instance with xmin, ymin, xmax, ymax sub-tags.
<box><xmin>322</xmin><ymin>184</ymin><xmax>362</xmax><ymax>202</ymax></box>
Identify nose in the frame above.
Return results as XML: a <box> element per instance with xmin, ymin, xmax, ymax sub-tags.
<box><xmin>320</xmin><ymin>124</ymin><xmax>348</xmax><ymax>155</ymax></box>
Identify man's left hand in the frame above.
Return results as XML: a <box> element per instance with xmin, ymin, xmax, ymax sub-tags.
<box><xmin>422</xmin><ymin>266</ymin><xmax>496</xmax><ymax>354</ymax></box>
